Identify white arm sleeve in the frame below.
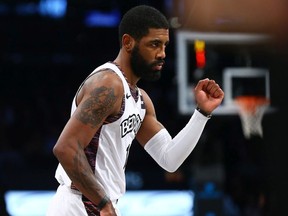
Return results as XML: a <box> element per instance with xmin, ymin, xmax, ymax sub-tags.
<box><xmin>144</xmin><ymin>109</ymin><xmax>209</xmax><ymax>172</ymax></box>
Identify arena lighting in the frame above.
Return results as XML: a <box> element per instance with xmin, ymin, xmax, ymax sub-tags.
<box><xmin>7</xmin><ymin>0</ymin><xmax>67</xmax><ymax>18</ymax></box>
<box><xmin>5</xmin><ymin>190</ymin><xmax>194</xmax><ymax>216</ymax></box>
<box><xmin>84</xmin><ymin>9</ymin><xmax>120</xmax><ymax>27</ymax></box>
<box><xmin>39</xmin><ymin>0</ymin><xmax>67</xmax><ymax>18</ymax></box>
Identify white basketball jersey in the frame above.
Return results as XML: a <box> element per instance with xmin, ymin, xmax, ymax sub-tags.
<box><xmin>54</xmin><ymin>62</ymin><xmax>146</xmax><ymax>202</ymax></box>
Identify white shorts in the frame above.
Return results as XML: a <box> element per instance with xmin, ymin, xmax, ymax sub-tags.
<box><xmin>46</xmin><ymin>184</ymin><xmax>121</xmax><ymax>216</ymax></box>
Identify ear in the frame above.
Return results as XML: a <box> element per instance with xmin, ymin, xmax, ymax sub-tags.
<box><xmin>122</xmin><ymin>34</ymin><xmax>134</xmax><ymax>52</ymax></box>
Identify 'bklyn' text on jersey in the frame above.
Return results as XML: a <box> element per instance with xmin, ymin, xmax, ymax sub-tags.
<box><xmin>120</xmin><ymin>114</ymin><xmax>142</xmax><ymax>138</ymax></box>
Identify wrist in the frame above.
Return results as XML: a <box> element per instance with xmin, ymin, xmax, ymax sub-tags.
<box><xmin>97</xmin><ymin>194</ymin><xmax>111</xmax><ymax>211</ymax></box>
<box><xmin>196</xmin><ymin>106</ymin><xmax>212</xmax><ymax>118</ymax></box>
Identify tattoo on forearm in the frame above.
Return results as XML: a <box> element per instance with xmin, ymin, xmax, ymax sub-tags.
<box><xmin>76</xmin><ymin>86</ymin><xmax>117</xmax><ymax>128</ymax></box>
<box><xmin>69</xmin><ymin>142</ymin><xmax>102</xmax><ymax>194</ymax></box>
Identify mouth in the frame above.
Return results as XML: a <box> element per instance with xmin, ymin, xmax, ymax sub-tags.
<box><xmin>154</xmin><ymin>64</ymin><xmax>162</xmax><ymax>71</ymax></box>
<box><xmin>153</xmin><ymin>61</ymin><xmax>165</xmax><ymax>71</ymax></box>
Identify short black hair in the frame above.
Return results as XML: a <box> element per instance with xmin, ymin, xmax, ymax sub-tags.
<box><xmin>118</xmin><ymin>5</ymin><xmax>169</xmax><ymax>47</ymax></box>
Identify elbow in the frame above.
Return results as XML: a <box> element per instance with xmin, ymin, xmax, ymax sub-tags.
<box><xmin>158</xmin><ymin>156</ymin><xmax>181</xmax><ymax>173</ymax></box>
<box><xmin>162</xmin><ymin>163</ymin><xmax>179</xmax><ymax>173</ymax></box>
<box><xmin>53</xmin><ymin>143</ymin><xmax>66</xmax><ymax>161</ymax></box>
<box><xmin>53</xmin><ymin>140</ymin><xmax>81</xmax><ymax>164</ymax></box>
<box><xmin>165</xmin><ymin>168</ymin><xmax>178</xmax><ymax>173</ymax></box>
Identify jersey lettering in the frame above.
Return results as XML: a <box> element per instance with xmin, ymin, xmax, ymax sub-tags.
<box><xmin>120</xmin><ymin>114</ymin><xmax>142</xmax><ymax>138</ymax></box>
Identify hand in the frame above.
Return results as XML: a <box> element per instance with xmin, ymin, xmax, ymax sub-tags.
<box><xmin>194</xmin><ymin>78</ymin><xmax>224</xmax><ymax>114</ymax></box>
<box><xmin>100</xmin><ymin>202</ymin><xmax>118</xmax><ymax>216</ymax></box>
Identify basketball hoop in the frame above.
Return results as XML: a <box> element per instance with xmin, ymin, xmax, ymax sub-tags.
<box><xmin>234</xmin><ymin>96</ymin><xmax>270</xmax><ymax>139</ymax></box>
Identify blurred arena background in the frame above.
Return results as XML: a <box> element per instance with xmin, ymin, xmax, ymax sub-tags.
<box><xmin>1</xmin><ymin>0</ymin><xmax>288</xmax><ymax>215</ymax></box>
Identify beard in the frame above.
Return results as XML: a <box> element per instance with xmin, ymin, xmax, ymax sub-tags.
<box><xmin>130</xmin><ymin>45</ymin><xmax>165</xmax><ymax>81</ymax></box>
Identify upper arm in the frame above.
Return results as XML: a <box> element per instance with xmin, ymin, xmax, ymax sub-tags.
<box><xmin>136</xmin><ymin>89</ymin><xmax>164</xmax><ymax>147</ymax></box>
<box><xmin>54</xmin><ymin>70</ymin><xmax>124</xmax><ymax>153</ymax></box>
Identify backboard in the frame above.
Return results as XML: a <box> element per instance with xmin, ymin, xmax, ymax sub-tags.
<box><xmin>223</xmin><ymin>67</ymin><xmax>270</xmax><ymax>106</ymax></box>
<box><xmin>176</xmin><ymin>31</ymin><xmax>272</xmax><ymax>115</ymax></box>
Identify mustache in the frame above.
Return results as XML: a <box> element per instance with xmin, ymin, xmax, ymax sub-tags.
<box><xmin>152</xmin><ymin>59</ymin><xmax>165</xmax><ymax>66</ymax></box>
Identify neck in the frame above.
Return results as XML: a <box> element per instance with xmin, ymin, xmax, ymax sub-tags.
<box><xmin>113</xmin><ymin>53</ymin><xmax>139</xmax><ymax>87</ymax></box>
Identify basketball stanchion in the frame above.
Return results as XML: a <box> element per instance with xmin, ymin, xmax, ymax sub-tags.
<box><xmin>234</xmin><ymin>96</ymin><xmax>270</xmax><ymax>139</ymax></box>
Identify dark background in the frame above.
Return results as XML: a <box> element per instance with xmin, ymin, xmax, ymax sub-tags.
<box><xmin>1</xmin><ymin>0</ymin><xmax>288</xmax><ymax>215</ymax></box>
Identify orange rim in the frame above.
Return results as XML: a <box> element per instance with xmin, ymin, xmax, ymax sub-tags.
<box><xmin>234</xmin><ymin>96</ymin><xmax>270</xmax><ymax>113</ymax></box>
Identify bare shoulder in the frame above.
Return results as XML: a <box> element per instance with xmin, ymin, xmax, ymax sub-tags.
<box><xmin>85</xmin><ymin>69</ymin><xmax>123</xmax><ymax>92</ymax></box>
<box><xmin>75</xmin><ymin>69</ymin><xmax>124</xmax><ymax>125</ymax></box>
<box><xmin>78</xmin><ymin>69</ymin><xmax>123</xmax><ymax>103</ymax></box>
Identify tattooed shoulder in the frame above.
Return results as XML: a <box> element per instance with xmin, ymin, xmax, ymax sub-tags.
<box><xmin>76</xmin><ymin>85</ymin><xmax>117</xmax><ymax>128</ymax></box>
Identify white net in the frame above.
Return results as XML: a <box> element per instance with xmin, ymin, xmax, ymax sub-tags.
<box><xmin>234</xmin><ymin>96</ymin><xmax>270</xmax><ymax>139</ymax></box>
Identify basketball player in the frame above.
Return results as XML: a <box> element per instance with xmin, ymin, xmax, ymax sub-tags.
<box><xmin>46</xmin><ymin>5</ymin><xmax>224</xmax><ymax>216</ymax></box>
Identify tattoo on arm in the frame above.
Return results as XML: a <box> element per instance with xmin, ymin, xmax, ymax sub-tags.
<box><xmin>69</xmin><ymin>142</ymin><xmax>103</xmax><ymax>196</ymax></box>
<box><xmin>76</xmin><ymin>86</ymin><xmax>117</xmax><ymax>128</ymax></box>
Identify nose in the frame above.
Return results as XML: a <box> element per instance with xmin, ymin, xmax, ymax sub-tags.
<box><xmin>156</xmin><ymin>46</ymin><xmax>166</xmax><ymax>59</ymax></box>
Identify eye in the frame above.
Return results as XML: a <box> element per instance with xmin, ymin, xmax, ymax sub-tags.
<box><xmin>150</xmin><ymin>41</ymin><xmax>160</xmax><ymax>48</ymax></box>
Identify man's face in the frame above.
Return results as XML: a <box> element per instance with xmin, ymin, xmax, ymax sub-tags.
<box><xmin>130</xmin><ymin>28</ymin><xmax>169</xmax><ymax>81</ymax></box>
